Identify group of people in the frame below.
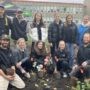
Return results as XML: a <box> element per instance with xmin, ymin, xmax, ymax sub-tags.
<box><xmin>0</xmin><ymin>5</ymin><xmax>90</xmax><ymax>90</ymax></box>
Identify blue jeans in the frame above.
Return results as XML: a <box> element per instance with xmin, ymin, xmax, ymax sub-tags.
<box><xmin>66</xmin><ymin>43</ymin><xmax>75</xmax><ymax>68</ymax></box>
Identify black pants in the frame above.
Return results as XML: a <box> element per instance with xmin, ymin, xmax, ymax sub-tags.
<box><xmin>21</xmin><ymin>60</ymin><xmax>33</xmax><ymax>72</ymax></box>
<box><xmin>74</xmin><ymin>66</ymin><xmax>90</xmax><ymax>81</ymax></box>
<box><xmin>56</xmin><ymin>60</ymin><xmax>70</xmax><ymax>73</ymax></box>
<box><xmin>50</xmin><ymin>42</ymin><xmax>59</xmax><ymax>57</ymax></box>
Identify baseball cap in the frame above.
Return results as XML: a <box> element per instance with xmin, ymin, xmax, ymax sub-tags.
<box><xmin>0</xmin><ymin>5</ymin><xmax>5</xmax><ymax>9</ymax></box>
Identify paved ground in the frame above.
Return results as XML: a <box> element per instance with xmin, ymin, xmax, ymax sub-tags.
<box><xmin>8</xmin><ymin>73</ymin><xmax>72</xmax><ymax>90</ymax></box>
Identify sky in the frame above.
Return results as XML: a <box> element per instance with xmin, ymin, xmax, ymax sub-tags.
<box><xmin>28</xmin><ymin>0</ymin><xmax>84</xmax><ymax>3</ymax></box>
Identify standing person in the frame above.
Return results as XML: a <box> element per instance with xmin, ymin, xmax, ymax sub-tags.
<box><xmin>0</xmin><ymin>34</ymin><xmax>25</xmax><ymax>90</ymax></box>
<box><xmin>14</xmin><ymin>38</ymin><xmax>31</xmax><ymax>78</ymax></box>
<box><xmin>62</xmin><ymin>14</ymin><xmax>78</xmax><ymax>67</ymax></box>
<box><xmin>11</xmin><ymin>10</ymin><xmax>28</xmax><ymax>42</ymax></box>
<box><xmin>30</xmin><ymin>12</ymin><xmax>47</xmax><ymax>50</ymax></box>
<box><xmin>77</xmin><ymin>15</ymin><xmax>90</xmax><ymax>46</ymax></box>
<box><xmin>0</xmin><ymin>5</ymin><xmax>12</xmax><ymax>36</ymax></box>
<box><xmin>48</xmin><ymin>12</ymin><xmax>63</xmax><ymax>57</ymax></box>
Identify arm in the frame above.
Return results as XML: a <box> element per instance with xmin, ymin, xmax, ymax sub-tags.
<box><xmin>26</xmin><ymin>21</ymin><xmax>31</xmax><ymax>34</ymax></box>
<box><xmin>0</xmin><ymin>69</ymin><xmax>14</xmax><ymax>81</ymax></box>
<box><xmin>8</xmin><ymin>16</ymin><xmax>14</xmax><ymax>32</ymax></box>
<box><xmin>0</xmin><ymin>69</ymin><xmax>7</xmax><ymax>78</ymax></box>
<box><xmin>16</xmin><ymin>49</ymin><xmax>30</xmax><ymax>67</ymax></box>
<box><xmin>48</xmin><ymin>23</ymin><xmax>52</xmax><ymax>43</ymax></box>
<box><xmin>75</xmin><ymin>24</ymin><xmax>79</xmax><ymax>44</ymax></box>
<box><xmin>61</xmin><ymin>24</ymin><xmax>65</xmax><ymax>41</ymax></box>
<box><xmin>77</xmin><ymin>48</ymin><xmax>82</xmax><ymax>65</ymax></box>
<box><xmin>54</xmin><ymin>51</ymin><xmax>59</xmax><ymax>62</ymax></box>
<box><xmin>21</xmin><ymin>49</ymin><xmax>31</xmax><ymax>63</ymax></box>
<box><xmin>21</xmin><ymin>56</ymin><xmax>30</xmax><ymax>63</ymax></box>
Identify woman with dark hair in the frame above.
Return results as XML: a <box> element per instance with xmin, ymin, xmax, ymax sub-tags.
<box><xmin>30</xmin><ymin>41</ymin><xmax>47</xmax><ymax>71</ymax></box>
<box><xmin>62</xmin><ymin>14</ymin><xmax>78</xmax><ymax>68</ymax></box>
<box><xmin>29</xmin><ymin>12</ymin><xmax>47</xmax><ymax>50</ymax></box>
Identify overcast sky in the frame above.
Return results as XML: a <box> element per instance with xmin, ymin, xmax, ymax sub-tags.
<box><xmin>29</xmin><ymin>0</ymin><xmax>84</xmax><ymax>3</ymax></box>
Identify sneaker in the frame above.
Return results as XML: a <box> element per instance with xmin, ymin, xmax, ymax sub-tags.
<box><xmin>63</xmin><ymin>72</ymin><xmax>67</xmax><ymax>78</ymax></box>
<box><xmin>24</xmin><ymin>72</ymin><xmax>31</xmax><ymax>78</ymax></box>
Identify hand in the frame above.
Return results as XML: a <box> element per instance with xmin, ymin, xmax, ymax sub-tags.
<box><xmin>16</xmin><ymin>62</ymin><xmax>22</xmax><ymax>68</ymax></box>
<box><xmin>72</xmin><ymin>64</ymin><xmax>78</xmax><ymax>70</ymax></box>
<box><xmin>55</xmin><ymin>56</ymin><xmax>59</xmax><ymax>62</ymax></box>
<box><xmin>82</xmin><ymin>61</ymin><xmax>88</xmax><ymax>67</ymax></box>
<box><xmin>31</xmin><ymin>58</ymin><xmax>34</xmax><ymax>61</ymax></box>
<box><xmin>11</xmin><ymin>66</ymin><xmax>15</xmax><ymax>74</ymax></box>
<box><xmin>5</xmin><ymin>75</ymin><xmax>15</xmax><ymax>81</ymax></box>
<box><xmin>49</xmin><ymin>43</ymin><xmax>53</xmax><ymax>47</ymax></box>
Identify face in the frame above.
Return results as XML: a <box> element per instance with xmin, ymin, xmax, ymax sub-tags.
<box><xmin>0</xmin><ymin>7</ymin><xmax>5</xmax><ymax>16</ymax></box>
<box><xmin>1</xmin><ymin>39</ymin><xmax>9</xmax><ymax>49</ymax></box>
<box><xmin>83</xmin><ymin>33</ymin><xmax>90</xmax><ymax>44</ymax></box>
<box><xmin>18</xmin><ymin>39</ymin><xmax>26</xmax><ymax>49</ymax></box>
<box><xmin>54</xmin><ymin>12</ymin><xmax>60</xmax><ymax>22</ymax></box>
<box><xmin>35</xmin><ymin>13</ymin><xmax>42</xmax><ymax>22</ymax></box>
<box><xmin>59</xmin><ymin>41</ymin><xmax>66</xmax><ymax>50</ymax></box>
<box><xmin>66</xmin><ymin>15</ymin><xmax>73</xmax><ymax>24</ymax></box>
<box><xmin>37</xmin><ymin>42</ymin><xmax>43</xmax><ymax>49</ymax></box>
<box><xmin>16</xmin><ymin>13</ymin><xmax>23</xmax><ymax>19</ymax></box>
<box><xmin>83</xmin><ymin>16</ymin><xmax>89</xmax><ymax>24</ymax></box>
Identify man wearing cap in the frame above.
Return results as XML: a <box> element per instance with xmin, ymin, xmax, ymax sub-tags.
<box><xmin>11</xmin><ymin>9</ymin><xmax>28</xmax><ymax>42</ymax></box>
<box><xmin>0</xmin><ymin>5</ymin><xmax>12</xmax><ymax>36</ymax></box>
<box><xmin>0</xmin><ymin>34</ymin><xmax>25</xmax><ymax>90</ymax></box>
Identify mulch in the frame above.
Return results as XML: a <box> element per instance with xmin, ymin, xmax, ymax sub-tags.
<box><xmin>8</xmin><ymin>73</ymin><xmax>72</xmax><ymax>90</ymax></box>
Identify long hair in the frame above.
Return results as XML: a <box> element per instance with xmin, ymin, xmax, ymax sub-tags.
<box><xmin>32</xmin><ymin>12</ymin><xmax>45</xmax><ymax>27</ymax></box>
<box><xmin>34</xmin><ymin>40</ymin><xmax>46</xmax><ymax>56</ymax></box>
<box><xmin>16</xmin><ymin>38</ymin><xmax>26</xmax><ymax>50</ymax></box>
<box><xmin>64</xmin><ymin>14</ymin><xmax>73</xmax><ymax>27</ymax></box>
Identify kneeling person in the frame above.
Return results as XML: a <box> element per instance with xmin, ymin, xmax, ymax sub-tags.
<box><xmin>0</xmin><ymin>35</ymin><xmax>25</xmax><ymax>90</ymax></box>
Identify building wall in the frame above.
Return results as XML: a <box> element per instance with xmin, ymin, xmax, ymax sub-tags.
<box><xmin>12</xmin><ymin>0</ymin><xmax>85</xmax><ymax>24</ymax></box>
<box><xmin>84</xmin><ymin>0</ymin><xmax>90</xmax><ymax>16</ymax></box>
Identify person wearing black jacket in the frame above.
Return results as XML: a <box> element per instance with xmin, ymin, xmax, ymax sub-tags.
<box><xmin>55</xmin><ymin>40</ymin><xmax>71</xmax><ymax>78</ymax></box>
<box><xmin>62</xmin><ymin>14</ymin><xmax>78</xmax><ymax>67</ymax></box>
<box><xmin>11</xmin><ymin>10</ymin><xmax>28</xmax><ymax>41</ymax></box>
<box><xmin>71</xmin><ymin>33</ymin><xmax>90</xmax><ymax>81</ymax></box>
<box><xmin>0</xmin><ymin>5</ymin><xmax>12</xmax><ymax>36</ymax></box>
<box><xmin>48</xmin><ymin>12</ymin><xmax>63</xmax><ymax>57</ymax></box>
<box><xmin>77</xmin><ymin>33</ymin><xmax>90</xmax><ymax>65</ymax></box>
<box><xmin>0</xmin><ymin>34</ymin><xmax>25</xmax><ymax>90</ymax></box>
<box><xmin>30</xmin><ymin>41</ymin><xmax>47</xmax><ymax>71</ymax></box>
